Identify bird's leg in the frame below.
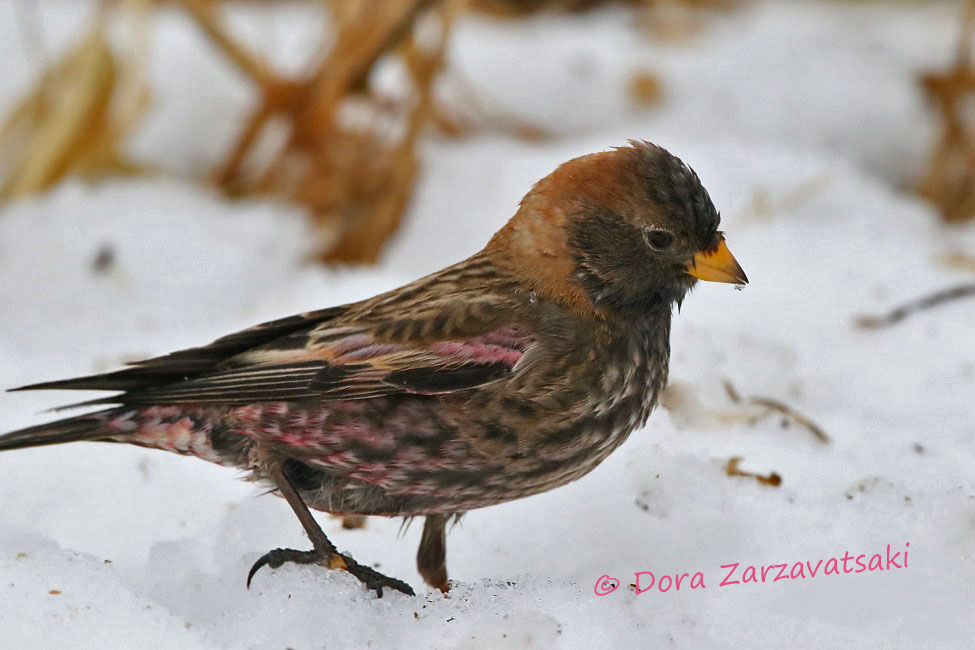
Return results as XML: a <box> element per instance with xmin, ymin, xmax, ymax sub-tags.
<box><xmin>417</xmin><ymin>514</ymin><xmax>449</xmax><ymax>593</ymax></box>
<box><xmin>247</xmin><ymin>464</ymin><xmax>415</xmax><ymax>597</ymax></box>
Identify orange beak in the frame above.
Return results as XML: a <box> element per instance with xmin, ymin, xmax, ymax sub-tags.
<box><xmin>686</xmin><ymin>238</ymin><xmax>748</xmax><ymax>284</ymax></box>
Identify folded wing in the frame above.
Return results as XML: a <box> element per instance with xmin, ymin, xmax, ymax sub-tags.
<box><xmin>13</xmin><ymin>306</ymin><xmax>533</xmax><ymax>407</ymax></box>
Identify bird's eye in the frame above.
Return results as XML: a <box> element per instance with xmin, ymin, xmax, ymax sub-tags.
<box><xmin>644</xmin><ymin>230</ymin><xmax>673</xmax><ymax>250</ymax></box>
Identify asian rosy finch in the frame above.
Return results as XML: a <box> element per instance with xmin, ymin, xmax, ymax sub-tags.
<box><xmin>1</xmin><ymin>141</ymin><xmax>747</xmax><ymax>596</ymax></box>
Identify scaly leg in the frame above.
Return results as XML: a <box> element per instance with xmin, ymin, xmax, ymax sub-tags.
<box><xmin>417</xmin><ymin>514</ymin><xmax>449</xmax><ymax>592</ymax></box>
<box><xmin>247</xmin><ymin>464</ymin><xmax>415</xmax><ymax>597</ymax></box>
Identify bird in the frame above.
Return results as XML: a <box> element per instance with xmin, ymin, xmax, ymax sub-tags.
<box><xmin>0</xmin><ymin>140</ymin><xmax>747</xmax><ymax>597</ymax></box>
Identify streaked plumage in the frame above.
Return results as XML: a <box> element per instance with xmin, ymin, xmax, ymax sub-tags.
<box><xmin>1</xmin><ymin>141</ymin><xmax>747</xmax><ymax>596</ymax></box>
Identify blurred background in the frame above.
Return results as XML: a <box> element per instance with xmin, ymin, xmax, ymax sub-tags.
<box><xmin>2</xmin><ymin>0</ymin><xmax>973</xmax><ymax>263</ymax></box>
<box><xmin>0</xmin><ymin>1</ymin><xmax>973</xmax><ymax>648</ymax></box>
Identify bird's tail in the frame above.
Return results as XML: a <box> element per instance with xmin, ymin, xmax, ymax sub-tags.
<box><xmin>1</xmin><ymin>407</ymin><xmax>237</xmax><ymax>467</ymax></box>
<box><xmin>0</xmin><ymin>412</ymin><xmax>115</xmax><ymax>452</ymax></box>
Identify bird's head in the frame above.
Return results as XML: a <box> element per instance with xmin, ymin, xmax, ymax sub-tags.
<box><xmin>488</xmin><ymin>140</ymin><xmax>747</xmax><ymax>317</ymax></box>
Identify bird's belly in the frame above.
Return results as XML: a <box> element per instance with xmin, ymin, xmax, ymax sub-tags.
<box><xmin>295</xmin><ymin>396</ymin><xmax>651</xmax><ymax>517</ymax></box>
<box><xmin>102</xmin><ymin>388</ymin><xmax>657</xmax><ymax>517</ymax></box>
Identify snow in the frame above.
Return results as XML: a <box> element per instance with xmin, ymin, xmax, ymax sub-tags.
<box><xmin>1</xmin><ymin>0</ymin><xmax>974</xmax><ymax>648</ymax></box>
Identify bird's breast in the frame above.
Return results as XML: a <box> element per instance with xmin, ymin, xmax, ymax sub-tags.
<box><xmin>455</xmin><ymin>315</ymin><xmax>672</xmax><ymax>498</ymax></box>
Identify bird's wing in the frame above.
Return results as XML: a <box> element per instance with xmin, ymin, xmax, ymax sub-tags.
<box><xmin>11</xmin><ymin>306</ymin><xmax>350</xmax><ymax>393</ymax></box>
<box><xmin>12</xmin><ymin>302</ymin><xmax>534</xmax><ymax>407</ymax></box>
<box><xmin>109</xmin><ymin>322</ymin><xmax>530</xmax><ymax>406</ymax></box>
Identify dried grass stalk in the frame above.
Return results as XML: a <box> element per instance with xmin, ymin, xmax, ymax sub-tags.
<box><xmin>0</xmin><ymin>3</ymin><xmax>150</xmax><ymax>202</ymax></box>
<box><xmin>853</xmin><ymin>283</ymin><xmax>975</xmax><ymax>330</ymax></box>
<box><xmin>722</xmin><ymin>380</ymin><xmax>830</xmax><ymax>445</ymax></box>
<box><xmin>0</xmin><ymin>30</ymin><xmax>114</xmax><ymax>200</ymax></box>
<box><xmin>471</xmin><ymin>0</ymin><xmax>632</xmax><ymax>14</ymax></box>
<box><xmin>918</xmin><ymin>0</ymin><xmax>975</xmax><ymax>222</ymax></box>
<box><xmin>724</xmin><ymin>456</ymin><xmax>782</xmax><ymax>488</ymax></box>
<box><xmin>192</xmin><ymin>0</ymin><xmax>452</xmax><ymax>263</ymax></box>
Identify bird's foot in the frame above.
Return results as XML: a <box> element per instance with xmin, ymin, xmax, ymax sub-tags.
<box><xmin>335</xmin><ymin>552</ymin><xmax>416</xmax><ymax>597</ymax></box>
<box><xmin>247</xmin><ymin>546</ymin><xmax>415</xmax><ymax>597</ymax></box>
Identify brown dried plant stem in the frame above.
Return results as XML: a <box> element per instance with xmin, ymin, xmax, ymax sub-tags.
<box><xmin>178</xmin><ymin>0</ymin><xmax>274</xmax><ymax>87</ymax></box>
<box><xmin>0</xmin><ymin>0</ymin><xmax>150</xmax><ymax>201</ymax></box>
<box><xmin>291</xmin><ymin>0</ymin><xmax>439</xmax><ymax>142</ymax></box>
<box><xmin>724</xmin><ymin>457</ymin><xmax>782</xmax><ymax>488</ymax></box>
<box><xmin>722</xmin><ymin>380</ymin><xmax>830</xmax><ymax>445</ymax></box>
<box><xmin>180</xmin><ymin>0</ymin><xmax>446</xmax><ymax>263</ymax></box>
<box><xmin>918</xmin><ymin>0</ymin><xmax>975</xmax><ymax>222</ymax></box>
<box><xmin>0</xmin><ymin>30</ymin><xmax>114</xmax><ymax>199</ymax></box>
<box><xmin>854</xmin><ymin>283</ymin><xmax>975</xmax><ymax>330</ymax></box>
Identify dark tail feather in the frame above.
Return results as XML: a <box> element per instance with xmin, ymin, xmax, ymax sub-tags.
<box><xmin>0</xmin><ymin>413</ymin><xmax>112</xmax><ymax>451</ymax></box>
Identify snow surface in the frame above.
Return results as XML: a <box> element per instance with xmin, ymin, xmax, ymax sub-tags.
<box><xmin>1</xmin><ymin>0</ymin><xmax>974</xmax><ymax>648</ymax></box>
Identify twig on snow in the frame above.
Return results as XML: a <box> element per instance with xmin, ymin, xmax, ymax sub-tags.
<box><xmin>854</xmin><ymin>283</ymin><xmax>975</xmax><ymax>330</ymax></box>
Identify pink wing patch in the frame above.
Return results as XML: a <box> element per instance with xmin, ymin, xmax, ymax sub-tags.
<box><xmin>326</xmin><ymin>324</ymin><xmax>530</xmax><ymax>368</ymax></box>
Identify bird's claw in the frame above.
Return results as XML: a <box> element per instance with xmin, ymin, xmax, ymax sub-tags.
<box><xmin>247</xmin><ymin>547</ymin><xmax>317</xmax><ymax>587</ymax></box>
<box><xmin>338</xmin><ymin>553</ymin><xmax>416</xmax><ymax>597</ymax></box>
<box><xmin>246</xmin><ymin>547</ymin><xmax>415</xmax><ymax>597</ymax></box>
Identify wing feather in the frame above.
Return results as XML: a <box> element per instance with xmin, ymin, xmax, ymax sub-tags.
<box><xmin>11</xmin><ymin>306</ymin><xmax>348</xmax><ymax>392</ymax></box>
<box><xmin>27</xmin><ymin>322</ymin><xmax>535</xmax><ymax>408</ymax></box>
